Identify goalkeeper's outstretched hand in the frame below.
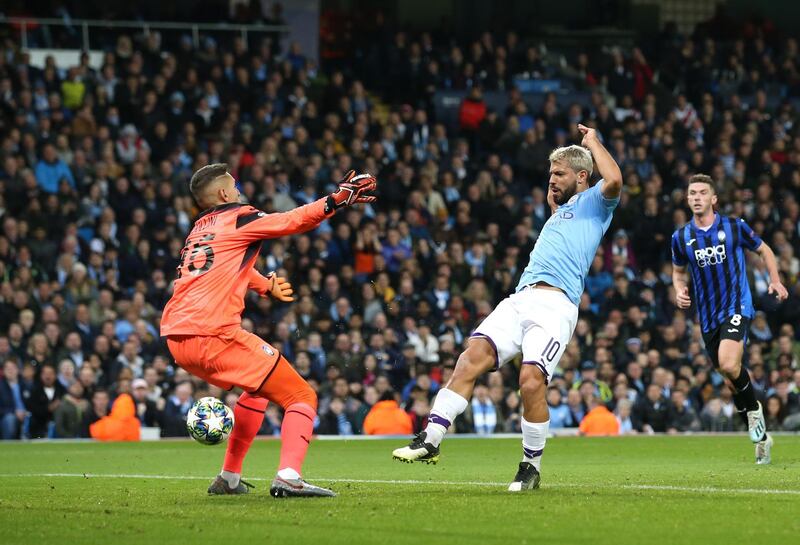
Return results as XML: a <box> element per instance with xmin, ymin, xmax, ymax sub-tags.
<box><xmin>264</xmin><ymin>272</ymin><xmax>294</xmax><ymax>302</ymax></box>
<box><xmin>325</xmin><ymin>170</ymin><xmax>377</xmax><ymax>213</ymax></box>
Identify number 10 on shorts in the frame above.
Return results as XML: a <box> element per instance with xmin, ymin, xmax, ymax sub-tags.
<box><xmin>541</xmin><ymin>337</ymin><xmax>561</xmax><ymax>362</ymax></box>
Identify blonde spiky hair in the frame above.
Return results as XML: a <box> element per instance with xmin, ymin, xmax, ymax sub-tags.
<box><xmin>548</xmin><ymin>145</ymin><xmax>593</xmax><ymax>176</ymax></box>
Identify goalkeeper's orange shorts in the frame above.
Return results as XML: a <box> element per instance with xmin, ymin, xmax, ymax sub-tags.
<box><xmin>167</xmin><ymin>327</ymin><xmax>283</xmax><ymax>393</ymax></box>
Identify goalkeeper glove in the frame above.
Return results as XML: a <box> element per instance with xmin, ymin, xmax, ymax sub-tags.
<box><xmin>264</xmin><ymin>272</ymin><xmax>294</xmax><ymax>302</ymax></box>
<box><xmin>325</xmin><ymin>170</ymin><xmax>377</xmax><ymax>214</ymax></box>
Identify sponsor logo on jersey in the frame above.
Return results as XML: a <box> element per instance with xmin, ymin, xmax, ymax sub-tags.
<box><xmin>262</xmin><ymin>344</ymin><xmax>275</xmax><ymax>356</ymax></box>
<box><xmin>694</xmin><ymin>244</ymin><xmax>726</xmax><ymax>267</ymax></box>
<box><xmin>545</xmin><ymin>210</ymin><xmax>574</xmax><ymax>227</ymax></box>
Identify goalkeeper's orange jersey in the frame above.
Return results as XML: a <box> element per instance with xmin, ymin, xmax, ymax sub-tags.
<box><xmin>160</xmin><ymin>198</ymin><xmax>331</xmax><ymax>336</ymax></box>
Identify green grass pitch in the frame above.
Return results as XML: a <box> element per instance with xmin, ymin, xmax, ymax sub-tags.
<box><xmin>1</xmin><ymin>435</ymin><xmax>799</xmax><ymax>545</ymax></box>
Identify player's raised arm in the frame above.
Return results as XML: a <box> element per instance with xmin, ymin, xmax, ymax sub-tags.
<box><xmin>577</xmin><ymin>124</ymin><xmax>622</xmax><ymax>199</ymax></box>
<box><xmin>235</xmin><ymin>169</ymin><xmax>377</xmax><ymax>242</ymax></box>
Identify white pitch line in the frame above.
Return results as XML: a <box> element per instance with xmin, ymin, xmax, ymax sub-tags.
<box><xmin>0</xmin><ymin>473</ymin><xmax>798</xmax><ymax>496</ymax></box>
<box><xmin>0</xmin><ymin>473</ymin><xmax>505</xmax><ymax>486</ymax></box>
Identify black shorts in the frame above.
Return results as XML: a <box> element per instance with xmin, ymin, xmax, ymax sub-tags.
<box><xmin>702</xmin><ymin>314</ymin><xmax>751</xmax><ymax>369</ymax></box>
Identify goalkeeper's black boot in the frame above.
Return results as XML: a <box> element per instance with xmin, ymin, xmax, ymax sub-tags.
<box><xmin>392</xmin><ymin>431</ymin><xmax>440</xmax><ymax>464</ymax></box>
<box><xmin>207</xmin><ymin>475</ymin><xmax>255</xmax><ymax>495</ymax></box>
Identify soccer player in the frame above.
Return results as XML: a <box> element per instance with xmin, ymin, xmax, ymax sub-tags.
<box><xmin>161</xmin><ymin>164</ymin><xmax>376</xmax><ymax>497</ymax></box>
<box><xmin>392</xmin><ymin>125</ymin><xmax>622</xmax><ymax>491</ymax></box>
<box><xmin>670</xmin><ymin>174</ymin><xmax>787</xmax><ymax>464</ymax></box>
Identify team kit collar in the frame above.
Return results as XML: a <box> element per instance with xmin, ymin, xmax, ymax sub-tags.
<box><xmin>691</xmin><ymin>212</ymin><xmax>720</xmax><ymax>230</ymax></box>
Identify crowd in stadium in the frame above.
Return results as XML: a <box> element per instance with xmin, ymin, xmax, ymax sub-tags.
<box><xmin>0</xmin><ymin>10</ymin><xmax>799</xmax><ymax>441</ymax></box>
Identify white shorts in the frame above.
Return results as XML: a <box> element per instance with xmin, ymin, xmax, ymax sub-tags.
<box><xmin>471</xmin><ymin>286</ymin><xmax>578</xmax><ymax>382</ymax></box>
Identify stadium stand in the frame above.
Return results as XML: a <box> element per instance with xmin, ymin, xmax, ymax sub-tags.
<box><xmin>0</xmin><ymin>7</ymin><xmax>798</xmax><ymax>440</ymax></box>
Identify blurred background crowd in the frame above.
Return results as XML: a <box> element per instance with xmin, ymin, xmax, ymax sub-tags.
<box><xmin>0</xmin><ymin>3</ymin><xmax>799</xmax><ymax>440</ymax></box>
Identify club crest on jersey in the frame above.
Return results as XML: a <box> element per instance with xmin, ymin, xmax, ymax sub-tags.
<box><xmin>694</xmin><ymin>244</ymin><xmax>726</xmax><ymax>267</ymax></box>
<box><xmin>717</xmin><ymin>230</ymin><xmax>726</xmax><ymax>242</ymax></box>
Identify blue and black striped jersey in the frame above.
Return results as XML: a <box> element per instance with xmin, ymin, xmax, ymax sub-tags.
<box><xmin>671</xmin><ymin>213</ymin><xmax>762</xmax><ymax>333</ymax></box>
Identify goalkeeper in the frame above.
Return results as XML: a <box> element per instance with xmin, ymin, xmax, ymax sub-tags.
<box><xmin>161</xmin><ymin>164</ymin><xmax>376</xmax><ymax>498</ymax></box>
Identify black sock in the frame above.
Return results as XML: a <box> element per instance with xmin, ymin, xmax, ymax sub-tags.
<box><xmin>730</xmin><ymin>368</ymin><xmax>760</xmax><ymax>414</ymax></box>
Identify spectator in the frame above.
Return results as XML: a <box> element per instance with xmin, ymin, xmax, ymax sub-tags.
<box><xmin>112</xmin><ymin>340</ymin><xmax>145</xmax><ymax>380</ymax></box>
<box><xmin>0</xmin><ymin>360</ymin><xmax>30</xmax><ymax>439</ymax></box>
<box><xmin>57</xmin><ymin>359</ymin><xmax>77</xmax><ymax>389</ymax></box>
<box><xmin>409</xmin><ymin>322</ymin><xmax>440</xmax><ymax>365</ymax></box>
<box><xmin>579</xmin><ymin>395</ymin><xmax>620</xmax><ymax>436</ymax></box>
<box><xmin>142</xmin><ymin>367</ymin><xmax>164</xmax><ymax>403</ymax></box>
<box><xmin>604</xmin><ymin>230</ymin><xmax>637</xmax><ymax>275</ymax></box>
<box><xmin>407</xmin><ymin>395</ymin><xmax>432</xmax><ymax>434</ymax></box>
<box><xmin>458</xmin><ymin>86</ymin><xmax>487</xmax><ymax>133</ymax></box>
<box><xmin>26</xmin><ymin>364</ymin><xmax>66</xmax><ymax>438</ymax></box>
<box><xmin>547</xmin><ymin>387</ymin><xmax>571</xmax><ymax>429</ymax></box>
<box><xmin>466</xmin><ymin>383</ymin><xmax>498</xmax><ymax>435</ymax></box>
<box><xmin>57</xmin><ymin>332</ymin><xmax>87</xmax><ymax>370</ymax></box>
<box><xmin>381</xmin><ymin>228</ymin><xmax>412</xmax><ymax>273</ymax></box>
<box><xmin>632</xmin><ymin>384</ymin><xmax>669</xmax><ymax>434</ymax></box>
<box><xmin>161</xmin><ymin>381</ymin><xmax>194</xmax><ymax>437</ymax></box>
<box><xmin>34</xmin><ymin>143</ymin><xmax>75</xmax><ymax>194</ymax></box>
<box><xmin>115</xmin><ymin>125</ymin><xmax>151</xmax><ymax>165</ymax></box>
<box><xmin>318</xmin><ymin>397</ymin><xmax>356</xmax><ymax>436</ymax></box>
<box><xmin>89</xmin><ymin>392</ymin><xmax>141</xmax><ymax>441</ymax></box>
<box><xmin>363</xmin><ymin>390</ymin><xmax>413</xmax><ymax>435</ymax></box>
<box><xmin>666</xmin><ymin>390</ymin><xmax>701</xmax><ymax>433</ymax></box>
<box><xmin>81</xmin><ymin>389</ymin><xmax>110</xmax><ymax>437</ymax></box>
<box><xmin>61</xmin><ymin>67</ymin><xmax>86</xmax><ymax>110</ymax></box>
<box><xmin>701</xmin><ymin>398</ymin><xmax>736</xmax><ymax>432</ymax></box>
<box><xmin>131</xmin><ymin>378</ymin><xmax>161</xmax><ymax>427</ymax></box>
<box><xmin>615</xmin><ymin>399</ymin><xmax>636</xmax><ymax>434</ymax></box>
<box><xmin>764</xmin><ymin>395</ymin><xmax>786</xmax><ymax>431</ymax></box>
<box><xmin>565</xmin><ymin>389</ymin><xmax>585</xmax><ymax>427</ymax></box>
<box><xmin>401</xmin><ymin>369</ymin><xmax>439</xmax><ymax>402</ymax></box>
<box><xmin>355</xmin><ymin>386</ymin><xmax>380</xmax><ymax>433</ymax></box>
<box><xmin>54</xmin><ymin>382</ymin><xmax>88</xmax><ymax>438</ymax></box>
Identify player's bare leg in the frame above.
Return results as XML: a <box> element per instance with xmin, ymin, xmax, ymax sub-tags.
<box><xmin>257</xmin><ymin>356</ymin><xmax>335</xmax><ymax>497</ymax></box>
<box><xmin>508</xmin><ymin>363</ymin><xmax>547</xmax><ymax>491</ymax></box>
<box><xmin>208</xmin><ymin>391</ymin><xmax>267</xmax><ymax>495</ymax></box>
<box><xmin>718</xmin><ymin>339</ymin><xmax>771</xmax><ymax>464</ymax></box>
<box><xmin>392</xmin><ymin>337</ymin><xmax>495</xmax><ymax>464</ymax></box>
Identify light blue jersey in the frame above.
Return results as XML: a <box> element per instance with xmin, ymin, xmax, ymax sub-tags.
<box><xmin>516</xmin><ymin>179</ymin><xmax>619</xmax><ymax>306</ymax></box>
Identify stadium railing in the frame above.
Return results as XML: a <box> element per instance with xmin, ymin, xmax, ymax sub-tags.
<box><xmin>0</xmin><ymin>16</ymin><xmax>290</xmax><ymax>51</ymax></box>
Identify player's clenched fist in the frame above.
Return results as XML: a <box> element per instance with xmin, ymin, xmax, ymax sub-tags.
<box><xmin>676</xmin><ymin>286</ymin><xmax>691</xmax><ymax>309</ymax></box>
<box><xmin>577</xmin><ymin>123</ymin><xmax>599</xmax><ymax>148</ymax></box>
<box><xmin>265</xmin><ymin>272</ymin><xmax>294</xmax><ymax>302</ymax></box>
<box><xmin>325</xmin><ymin>169</ymin><xmax>377</xmax><ymax>213</ymax></box>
